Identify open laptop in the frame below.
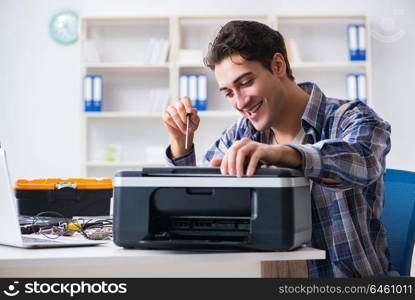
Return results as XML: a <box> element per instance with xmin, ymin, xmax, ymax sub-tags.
<box><xmin>0</xmin><ymin>144</ymin><xmax>105</xmax><ymax>248</ymax></box>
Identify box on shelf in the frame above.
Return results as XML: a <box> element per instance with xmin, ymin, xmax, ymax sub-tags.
<box><xmin>103</xmin><ymin>144</ymin><xmax>122</xmax><ymax>162</ymax></box>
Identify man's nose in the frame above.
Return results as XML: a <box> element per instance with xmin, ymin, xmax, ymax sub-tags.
<box><xmin>235</xmin><ymin>92</ymin><xmax>249</xmax><ymax>110</ymax></box>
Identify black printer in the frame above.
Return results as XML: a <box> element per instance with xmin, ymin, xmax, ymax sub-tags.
<box><xmin>113</xmin><ymin>167</ymin><xmax>311</xmax><ymax>251</ymax></box>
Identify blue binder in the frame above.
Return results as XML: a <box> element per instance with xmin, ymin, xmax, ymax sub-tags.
<box><xmin>197</xmin><ymin>74</ymin><xmax>207</xmax><ymax>111</ymax></box>
<box><xmin>348</xmin><ymin>24</ymin><xmax>366</xmax><ymax>61</ymax></box>
<box><xmin>346</xmin><ymin>73</ymin><xmax>367</xmax><ymax>103</ymax></box>
<box><xmin>83</xmin><ymin>74</ymin><xmax>103</xmax><ymax>112</ymax></box>
<box><xmin>180</xmin><ymin>73</ymin><xmax>208</xmax><ymax>110</ymax></box>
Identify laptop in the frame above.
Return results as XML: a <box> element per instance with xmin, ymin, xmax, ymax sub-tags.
<box><xmin>0</xmin><ymin>144</ymin><xmax>105</xmax><ymax>248</ymax></box>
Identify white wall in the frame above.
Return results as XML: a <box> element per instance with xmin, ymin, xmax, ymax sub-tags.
<box><xmin>0</xmin><ymin>0</ymin><xmax>414</xmax><ymax>179</ymax></box>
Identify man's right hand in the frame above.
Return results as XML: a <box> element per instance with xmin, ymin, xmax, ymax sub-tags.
<box><xmin>162</xmin><ymin>96</ymin><xmax>200</xmax><ymax>158</ymax></box>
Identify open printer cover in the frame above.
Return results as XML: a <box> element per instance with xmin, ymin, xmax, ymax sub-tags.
<box><xmin>113</xmin><ymin>167</ymin><xmax>311</xmax><ymax>251</ymax></box>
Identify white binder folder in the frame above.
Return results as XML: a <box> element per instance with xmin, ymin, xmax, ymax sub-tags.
<box><xmin>93</xmin><ymin>75</ymin><xmax>103</xmax><ymax>109</ymax></box>
<box><xmin>188</xmin><ymin>75</ymin><xmax>198</xmax><ymax>108</ymax></box>
<box><xmin>347</xmin><ymin>73</ymin><xmax>357</xmax><ymax>101</ymax></box>
<box><xmin>197</xmin><ymin>74</ymin><xmax>207</xmax><ymax>111</ymax></box>
<box><xmin>179</xmin><ymin>74</ymin><xmax>189</xmax><ymax>99</ymax></box>
<box><xmin>348</xmin><ymin>25</ymin><xmax>358</xmax><ymax>60</ymax></box>
<box><xmin>357</xmin><ymin>25</ymin><xmax>366</xmax><ymax>60</ymax></box>
<box><xmin>83</xmin><ymin>75</ymin><xmax>93</xmax><ymax>108</ymax></box>
<box><xmin>357</xmin><ymin>74</ymin><xmax>367</xmax><ymax>103</ymax></box>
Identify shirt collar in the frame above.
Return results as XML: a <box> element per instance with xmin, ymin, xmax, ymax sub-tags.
<box><xmin>298</xmin><ymin>82</ymin><xmax>326</xmax><ymax>134</ymax></box>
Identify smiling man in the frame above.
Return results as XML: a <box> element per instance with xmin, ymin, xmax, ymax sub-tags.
<box><xmin>162</xmin><ymin>20</ymin><xmax>397</xmax><ymax>278</ymax></box>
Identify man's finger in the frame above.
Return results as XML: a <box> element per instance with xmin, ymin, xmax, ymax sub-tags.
<box><xmin>188</xmin><ymin>108</ymin><xmax>200</xmax><ymax>132</ymax></box>
<box><xmin>174</xmin><ymin>100</ymin><xmax>187</xmax><ymax>123</ymax></box>
<box><xmin>166</xmin><ymin>106</ymin><xmax>186</xmax><ymax>133</ymax></box>
<box><xmin>227</xmin><ymin>138</ymin><xmax>252</xmax><ymax>176</ymax></box>
<box><xmin>235</xmin><ymin>143</ymin><xmax>256</xmax><ymax>177</ymax></box>
<box><xmin>210</xmin><ymin>157</ymin><xmax>222</xmax><ymax>167</ymax></box>
<box><xmin>221</xmin><ymin>154</ymin><xmax>229</xmax><ymax>175</ymax></box>
<box><xmin>246</xmin><ymin>153</ymin><xmax>261</xmax><ymax>177</ymax></box>
<box><xmin>181</xmin><ymin>96</ymin><xmax>194</xmax><ymax>113</ymax></box>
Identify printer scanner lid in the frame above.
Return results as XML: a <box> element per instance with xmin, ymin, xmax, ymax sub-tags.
<box><xmin>114</xmin><ymin>167</ymin><xmax>309</xmax><ymax>188</ymax></box>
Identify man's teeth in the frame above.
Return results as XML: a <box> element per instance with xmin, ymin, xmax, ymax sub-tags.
<box><xmin>248</xmin><ymin>103</ymin><xmax>261</xmax><ymax>115</ymax></box>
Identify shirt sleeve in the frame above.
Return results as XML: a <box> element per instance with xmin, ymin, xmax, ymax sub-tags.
<box><xmin>165</xmin><ymin>144</ymin><xmax>196</xmax><ymax>166</ymax></box>
<box><xmin>286</xmin><ymin>102</ymin><xmax>391</xmax><ymax>190</ymax></box>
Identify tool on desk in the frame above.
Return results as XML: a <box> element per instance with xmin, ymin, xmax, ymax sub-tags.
<box><xmin>185</xmin><ymin>112</ymin><xmax>190</xmax><ymax>150</ymax></box>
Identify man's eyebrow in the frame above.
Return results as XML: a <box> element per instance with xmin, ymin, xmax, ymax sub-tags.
<box><xmin>219</xmin><ymin>72</ymin><xmax>253</xmax><ymax>91</ymax></box>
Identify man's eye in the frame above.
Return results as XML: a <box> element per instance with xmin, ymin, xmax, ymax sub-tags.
<box><xmin>225</xmin><ymin>91</ymin><xmax>233</xmax><ymax>98</ymax></box>
<box><xmin>241</xmin><ymin>79</ymin><xmax>253</xmax><ymax>86</ymax></box>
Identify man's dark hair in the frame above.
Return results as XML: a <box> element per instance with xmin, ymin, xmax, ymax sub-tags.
<box><xmin>204</xmin><ymin>20</ymin><xmax>294</xmax><ymax>81</ymax></box>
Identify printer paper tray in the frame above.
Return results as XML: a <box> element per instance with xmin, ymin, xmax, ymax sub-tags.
<box><xmin>136</xmin><ymin>239</ymin><xmax>264</xmax><ymax>251</ymax></box>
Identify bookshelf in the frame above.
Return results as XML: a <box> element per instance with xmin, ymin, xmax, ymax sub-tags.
<box><xmin>80</xmin><ymin>14</ymin><xmax>371</xmax><ymax>177</ymax></box>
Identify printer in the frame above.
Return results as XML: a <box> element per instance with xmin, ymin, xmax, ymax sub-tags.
<box><xmin>113</xmin><ymin>167</ymin><xmax>311</xmax><ymax>251</ymax></box>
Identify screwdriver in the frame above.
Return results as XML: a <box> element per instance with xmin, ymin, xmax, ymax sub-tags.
<box><xmin>185</xmin><ymin>112</ymin><xmax>190</xmax><ymax>150</ymax></box>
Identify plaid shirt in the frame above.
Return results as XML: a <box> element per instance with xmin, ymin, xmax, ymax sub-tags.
<box><xmin>166</xmin><ymin>82</ymin><xmax>398</xmax><ymax>278</ymax></box>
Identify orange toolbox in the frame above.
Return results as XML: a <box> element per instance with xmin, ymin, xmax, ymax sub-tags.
<box><xmin>15</xmin><ymin>178</ymin><xmax>113</xmax><ymax>218</ymax></box>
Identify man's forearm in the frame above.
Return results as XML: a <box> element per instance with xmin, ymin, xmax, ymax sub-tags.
<box><xmin>278</xmin><ymin>145</ymin><xmax>303</xmax><ymax>168</ymax></box>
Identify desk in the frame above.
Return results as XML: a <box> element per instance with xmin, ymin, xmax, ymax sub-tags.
<box><xmin>0</xmin><ymin>242</ymin><xmax>325</xmax><ymax>277</ymax></box>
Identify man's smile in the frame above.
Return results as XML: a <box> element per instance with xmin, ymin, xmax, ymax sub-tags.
<box><xmin>244</xmin><ymin>100</ymin><xmax>264</xmax><ymax>120</ymax></box>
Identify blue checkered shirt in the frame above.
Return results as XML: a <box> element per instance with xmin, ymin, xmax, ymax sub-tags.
<box><xmin>166</xmin><ymin>82</ymin><xmax>398</xmax><ymax>278</ymax></box>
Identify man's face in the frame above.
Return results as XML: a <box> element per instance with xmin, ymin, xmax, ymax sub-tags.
<box><xmin>214</xmin><ymin>54</ymin><xmax>285</xmax><ymax>132</ymax></box>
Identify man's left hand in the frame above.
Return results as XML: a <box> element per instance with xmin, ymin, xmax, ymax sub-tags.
<box><xmin>210</xmin><ymin>137</ymin><xmax>302</xmax><ymax>177</ymax></box>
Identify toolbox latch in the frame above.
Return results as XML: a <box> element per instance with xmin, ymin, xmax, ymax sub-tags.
<box><xmin>55</xmin><ymin>183</ymin><xmax>77</xmax><ymax>190</ymax></box>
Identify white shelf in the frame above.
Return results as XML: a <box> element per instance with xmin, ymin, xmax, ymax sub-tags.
<box><xmin>83</xmin><ymin>62</ymin><xmax>170</xmax><ymax>70</ymax></box>
<box><xmin>84</xmin><ymin>111</ymin><xmax>238</xmax><ymax>119</ymax></box>
<box><xmin>178</xmin><ymin>63</ymin><xmax>205</xmax><ymax>68</ymax></box>
<box><xmin>291</xmin><ymin>61</ymin><xmax>367</xmax><ymax>70</ymax></box>
<box><xmin>85</xmin><ymin>161</ymin><xmax>165</xmax><ymax>167</ymax></box>
<box><xmin>83</xmin><ymin>15</ymin><xmax>170</xmax><ymax>22</ymax></box>
<box><xmin>84</xmin><ymin>112</ymin><xmax>162</xmax><ymax>118</ymax></box>
<box><xmin>179</xmin><ymin>61</ymin><xmax>367</xmax><ymax>70</ymax></box>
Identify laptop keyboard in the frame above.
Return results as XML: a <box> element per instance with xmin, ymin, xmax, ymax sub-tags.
<box><xmin>19</xmin><ymin>215</ymin><xmax>68</xmax><ymax>226</ymax></box>
<box><xmin>22</xmin><ymin>236</ymin><xmax>60</xmax><ymax>243</ymax></box>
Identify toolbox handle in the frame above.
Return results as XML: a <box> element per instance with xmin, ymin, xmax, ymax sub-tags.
<box><xmin>55</xmin><ymin>183</ymin><xmax>77</xmax><ymax>189</ymax></box>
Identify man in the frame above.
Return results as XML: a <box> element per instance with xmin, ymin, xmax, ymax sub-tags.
<box><xmin>162</xmin><ymin>20</ymin><xmax>397</xmax><ymax>277</ymax></box>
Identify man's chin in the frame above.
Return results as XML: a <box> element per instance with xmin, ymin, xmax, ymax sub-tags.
<box><xmin>250</xmin><ymin>120</ymin><xmax>268</xmax><ymax>132</ymax></box>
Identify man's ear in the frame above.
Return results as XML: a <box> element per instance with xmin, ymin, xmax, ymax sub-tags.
<box><xmin>271</xmin><ymin>53</ymin><xmax>286</xmax><ymax>78</ymax></box>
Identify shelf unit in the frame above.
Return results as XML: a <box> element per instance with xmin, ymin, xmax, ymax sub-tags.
<box><xmin>80</xmin><ymin>14</ymin><xmax>371</xmax><ymax>177</ymax></box>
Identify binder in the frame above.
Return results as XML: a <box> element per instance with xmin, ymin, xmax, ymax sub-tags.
<box><xmin>357</xmin><ymin>73</ymin><xmax>367</xmax><ymax>103</ymax></box>
<box><xmin>347</xmin><ymin>25</ymin><xmax>358</xmax><ymax>61</ymax></box>
<box><xmin>188</xmin><ymin>75</ymin><xmax>198</xmax><ymax>109</ymax></box>
<box><xmin>346</xmin><ymin>73</ymin><xmax>367</xmax><ymax>103</ymax></box>
<box><xmin>179</xmin><ymin>74</ymin><xmax>188</xmax><ymax>99</ymax></box>
<box><xmin>346</xmin><ymin>73</ymin><xmax>358</xmax><ymax>101</ymax></box>
<box><xmin>357</xmin><ymin>25</ymin><xmax>366</xmax><ymax>61</ymax></box>
<box><xmin>197</xmin><ymin>74</ymin><xmax>207</xmax><ymax>111</ymax></box>
<box><xmin>92</xmin><ymin>75</ymin><xmax>103</xmax><ymax>111</ymax></box>
<box><xmin>83</xmin><ymin>75</ymin><xmax>93</xmax><ymax>111</ymax></box>
<box><xmin>348</xmin><ymin>24</ymin><xmax>366</xmax><ymax>61</ymax></box>
<box><xmin>159</xmin><ymin>39</ymin><xmax>170</xmax><ymax>64</ymax></box>
<box><xmin>84</xmin><ymin>75</ymin><xmax>103</xmax><ymax>112</ymax></box>
<box><xmin>143</xmin><ymin>38</ymin><xmax>156</xmax><ymax>64</ymax></box>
